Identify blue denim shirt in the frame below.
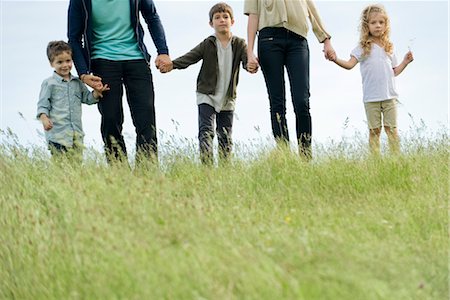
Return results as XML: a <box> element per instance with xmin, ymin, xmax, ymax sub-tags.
<box><xmin>37</xmin><ymin>72</ymin><xmax>98</xmax><ymax>147</ymax></box>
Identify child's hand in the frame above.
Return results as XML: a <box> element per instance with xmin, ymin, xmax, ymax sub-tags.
<box><xmin>39</xmin><ymin>114</ymin><xmax>53</xmax><ymax>131</ymax></box>
<box><xmin>93</xmin><ymin>84</ymin><xmax>110</xmax><ymax>99</ymax></box>
<box><xmin>404</xmin><ymin>51</ymin><xmax>414</xmax><ymax>64</ymax></box>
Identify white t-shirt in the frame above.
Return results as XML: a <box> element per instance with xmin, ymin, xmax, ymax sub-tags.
<box><xmin>351</xmin><ymin>44</ymin><xmax>399</xmax><ymax>103</ymax></box>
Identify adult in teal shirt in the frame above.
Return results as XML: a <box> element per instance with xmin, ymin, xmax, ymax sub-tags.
<box><xmin>68</xmin><ymin>0</ymin><xmax>171</xmax><ymax>163</ymax></box>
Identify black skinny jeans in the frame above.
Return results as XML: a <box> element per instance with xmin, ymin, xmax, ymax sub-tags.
<box><xmin>198</xmin><ymin>103</ymin><xmax>233</xmax><ymax>165</ymax></box>
<box><xmin>258</xmin><ymin>27</ymin><xmax>312</xmax><ymax>156</ymax></box>
<box><xmin>92</xmin><ymin>59</ymin><xmax>157</xmax><ymax>162</ymax></box>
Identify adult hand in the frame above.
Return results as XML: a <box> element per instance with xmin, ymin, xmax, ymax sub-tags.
<box><xmin>155</xmin><ymin>54</ymin><xmax>172</xmax><ymax>71</ymax></box>
<box><xmin>159</xmin><ymin>61</ymin><xmax>173</xmax><ymax>73</ymax></box>
<box><xmin>81</xmin><ymin>74</ymin><xmax>103</xmax><ymax>89</ymax></box>
<box><xmin>247</xmin><ymin>52</ymin><xmax>259</xmax><ymax>74</ymax></box>
<box><xmin>323</xmin><ymin>39</ymin><xmax>336</xmax><ymax>61</ymax></box>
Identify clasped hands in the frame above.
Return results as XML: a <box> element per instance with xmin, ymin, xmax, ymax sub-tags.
<box><xmin>155</xmin><ymin>54</ymin><xmax>173</xmax><ymax>73</ymax></box>
<box><xmin>81</xmin><ymin>74</ymin><xmax>110</xmax><ymax>98</ymax></box>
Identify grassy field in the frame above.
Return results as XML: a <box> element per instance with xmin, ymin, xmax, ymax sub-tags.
<box><xmin>0</xmin><ymin>130</ymin><xmax>448</xmax><ymax>299</ymax></box>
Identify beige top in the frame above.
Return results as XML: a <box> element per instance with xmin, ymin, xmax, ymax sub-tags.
<box><xmin>244</xmin><ymin>0</ymin><xmax>331</xmax><ymax>42</ymax></box>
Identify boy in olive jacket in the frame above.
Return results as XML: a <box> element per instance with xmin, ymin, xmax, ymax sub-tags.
<box><xmin>160</xmin><ymin>2</ymin><xmax>257</xmax><ymax>164</ymax></box>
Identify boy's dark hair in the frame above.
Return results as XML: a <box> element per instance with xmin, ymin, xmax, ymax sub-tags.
<box><xmin>46</xmin><ymin>41</ymin><xmax>72</xmax><ymax>62</ymax></box>
<box><xmin>209</xmin><ymin>2</ymin><xmax>233</xmax><ymax>22</ymax></box>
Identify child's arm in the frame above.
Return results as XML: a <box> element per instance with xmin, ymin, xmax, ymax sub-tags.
<box><xmin>37</xmin><ymin>80</ymin><xmax>53</xmax><ymax>131</ymax></box>
<box><xmin>393</xmin><ymin>51</ymin><xmax>414</xmax><ymax>76</ymax></box>
<box><xmin>332</xmin><ymin>55</ymin><xmax>358</xmax><ymax>70</ymax></box>
<box><xmin>39</xmin><ymin>114</ymin><xmax>53</xmax><ymax>131</ymax></box>
<box><xmin>169</xmin><ymin>41</ymin><xmax>205</xmax><ymax>71</ymax></box>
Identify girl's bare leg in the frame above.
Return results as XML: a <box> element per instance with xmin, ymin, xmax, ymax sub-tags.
<box><xmin>369</xmin><ymin>128</ymin><xmax>381</xmax><ymax>155</ymax></box>
<box><xmin>385</xmin><ymin>126</ymin><xmax>400</xmax><ymax>154</ymax></box>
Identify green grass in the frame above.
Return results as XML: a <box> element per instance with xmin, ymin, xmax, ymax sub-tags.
<box><xmin>0</xmin><ymin>130</ymin><xmax>448</xmax><ymax>299</ymax></box>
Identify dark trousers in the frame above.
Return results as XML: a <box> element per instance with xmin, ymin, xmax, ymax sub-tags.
<box><xmin>91</xmin><ymin>59</ymin><xmax>157</xmax><ymax>162</ymax></box>
<box><xmin>48</xmin><ymin>141</ymin><xmax>82</xmax><ymax>163</ymax></box>
<box><xmin>198</xmin><ymin>103</ymin><xmax>233</xmax><ymax>165</ymax></box>
<box><xmin>258</xmin><ymin>27</ymin><xmax>312</xmax><ymax>156</ymax></box>
<box><xmin>49</xmin><ymin>141</ymin><xmax>69</xmax><ymax>155</ymax></box>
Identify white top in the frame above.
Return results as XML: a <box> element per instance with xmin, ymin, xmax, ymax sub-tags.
<box><xmin>197</xmin><ymin>36</ymin><xmax>233</xmax><ymax>112</ymax></box>
<box><xmin>351</xmin><ymin>44</ymin><xmax>399</xmax><ymax>103</ymax></box>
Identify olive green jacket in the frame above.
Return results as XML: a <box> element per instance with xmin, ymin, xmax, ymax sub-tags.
<box><xmin>173</xmin><ymin>35</ymin><xmax>248</xmax><ymax>100</ymax></box>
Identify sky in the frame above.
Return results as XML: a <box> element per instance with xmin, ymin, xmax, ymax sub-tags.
<box><xmin>0</xmin><ymin>0</ymin><xmax>448</xmax><ymax>155</ymax></box>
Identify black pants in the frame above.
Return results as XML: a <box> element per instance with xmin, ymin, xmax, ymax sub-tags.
<box><xmin>258</xmin><ymin>27</ymin><xmax>312</xmax><ymax>156</ymax></box>
<box><xmin>92</xmin><ymin>59</ymin><xmax>157</xmax><ymax>162</ymax></box>
<box><xmin>198</xmin><ymin>103</ymin><xmax>233</xmax><ymax>165</ymax></box>
<box><xmin>48</xmin><ymin>141</ymin><xmax>82</xmax><ymax>163</ymax></box>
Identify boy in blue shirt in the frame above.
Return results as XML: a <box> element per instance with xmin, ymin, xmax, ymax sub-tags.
<box><xmin>160</xmin><ymin>2</ymin><xmax>257</xmax><ymax>164</ymax></box>
<box><xmin>37</xmin><ymin>41</ymin><xmax>109</xmax><ymax>159</ymax></box>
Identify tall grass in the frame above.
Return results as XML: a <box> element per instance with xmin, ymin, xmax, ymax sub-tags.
<box><xmin>0</xmin><ymin>128</ymin><xmax>448</xmax><ymax>299</ymax></box>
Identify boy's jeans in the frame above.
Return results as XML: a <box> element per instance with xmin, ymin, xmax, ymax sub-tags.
<box><xmin>198</xmin><ymin>103</ymin><xmax>233</xmax><ymax>165</ymax></box>
<box><xmin>258</xmin><ymin>27</ymin><xmax>312</xmax><ymax>157</ymax></box>
<box><xmin>48</xmin><ymin>141</ymin><xmax>82</xmax><ymax>163</ymax></box>
<box><xmin>92</xmin><ymin>59</ymin><xmax>157</xmax><ymax>162</ymax></box>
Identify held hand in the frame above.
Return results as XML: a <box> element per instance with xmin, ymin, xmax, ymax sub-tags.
<box><xmin>81</xmin><ymin>74</ymin><xmax>103</xmax><ymax>89</ymax></box>
<box><xmin>93</xmin><ymin>84</ymin><xmax>110</xmax><ymax>99</ymax></box>
<box><xmin>247</xmin><ymin>52</ymin><xmax>259</xmax><ymax>74</ymax></box>
<box><xmin>159</xmin><ymin>62</ymin><xmax>173</xmax><ymax>73</ymax></box>
<box><xmin>155</xmin><ymin>54</ymin><xmax>172</xmax><ymax>71</ymax></box>
<box><xmin>404</xmin><ymin>51</ymin><xmax>414</xmax><ymax>64</ymax></box>
<box><xmin>327</xmin><ymin>51</ymin><xmax>337</xmax><ymax>62</ymax></box>
<box><xmin>323</xmin><ymin>39</ymin><xmax>336</xmax><ymax>61</ymax></box>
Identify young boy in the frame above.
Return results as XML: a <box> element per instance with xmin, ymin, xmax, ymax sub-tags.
<box><xmin>37</xmin><ymin>41</ymin><xmax>109</xmax><ymax>159</ymax></box>
<box><xmin>160</xmin><ymin>2</ymin><xmax>257</xmax><ymax>164</ymax></box>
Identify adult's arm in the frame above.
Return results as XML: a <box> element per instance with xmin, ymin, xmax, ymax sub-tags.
<box><xmin>246</xmin><ymin>13</ymin><xmax>259</xmax><ymax>73</ymax></box>
<box><xmin>67</xmin><ymin>0</ymin><xmax>89</xmax><ymax>75</ymax></box>
<box><xmin>306</xmin><ymin>1</ymin><xmax>331</xmax><ymax>43</ymax></box>
<box><xmin>140</xmin><ymin>0</ymin><xmax>169</xmax><ymax>56</ymax></box>
<box><xmin>306</xmin><ymin>1</ymin><xmax>335</xmax><ymax>60</ymax></box>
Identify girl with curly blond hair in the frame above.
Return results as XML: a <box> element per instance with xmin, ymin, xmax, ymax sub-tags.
<box><xmin>331</xmin><ymin>4</ymin><xmax>414</xmax><ymax>155</ymax></box>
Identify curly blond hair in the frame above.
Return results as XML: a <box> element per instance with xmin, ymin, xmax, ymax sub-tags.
<box><xmin>359</xmin><ymin>4</ymin><xmax>393</xmax><ymax>57</ymax></box>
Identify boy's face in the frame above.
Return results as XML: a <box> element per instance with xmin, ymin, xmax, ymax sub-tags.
<box><xmin>210</xmin><ymin>11</ymin><xmax>234</xmax><ymax>34</ymax></box>
<box><xmin>50</xmin><ymin>51</ymin><xmax>73</xmax><ymax>80</ymax></box>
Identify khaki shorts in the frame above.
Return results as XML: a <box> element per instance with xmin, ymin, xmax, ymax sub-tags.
<box><xmin>364</xmin><ymin>99</ymin><xmax>398</xmax><ymax>129</ymax></box>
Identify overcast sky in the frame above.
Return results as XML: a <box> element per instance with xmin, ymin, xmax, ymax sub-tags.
<box><xmin>1</xmin><ymin>0</ymin><xmax>448</xmax><ymax>154</ymax></box>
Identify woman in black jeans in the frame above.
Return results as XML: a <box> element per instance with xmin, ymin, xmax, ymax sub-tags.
<box><xmin>245</xmin><ymin>0</ymin><xmax>335</xmax><ymax>158</ymax></box>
